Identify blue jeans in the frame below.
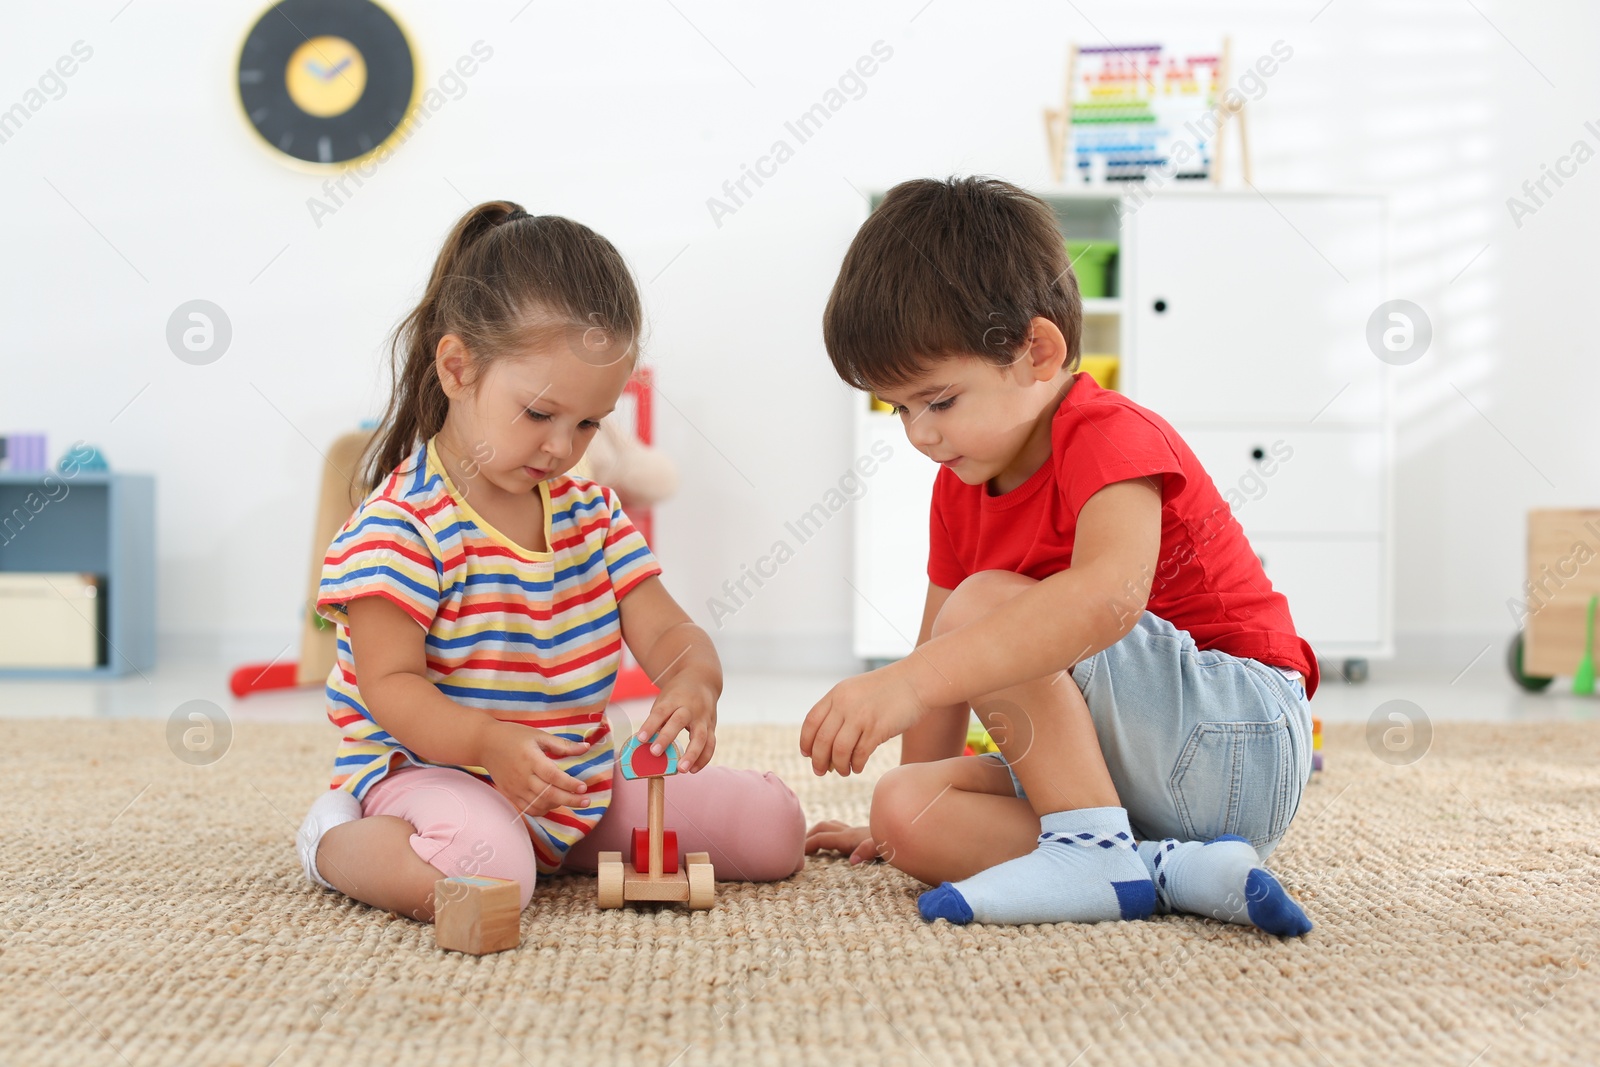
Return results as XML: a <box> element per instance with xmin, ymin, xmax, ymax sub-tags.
<box><xmin>988</xmin><ymin>611</ymin><xmax>1314</xmax><ymax>860</ymax></box>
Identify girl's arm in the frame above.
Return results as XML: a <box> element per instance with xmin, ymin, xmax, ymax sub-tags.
<box><xmin>346</xmin><ymin>595</ymin><xmax>495</xmax><ymax>766</ymax></box>
<box><xmin>617</xmin><ymin>576</ymin><xmax>723</xmax><ymax>772</ymax></box>
<box><xmin>346</xmin><ymin>596</ymin><xmax>592</xmax><ymax>812</ymax></box>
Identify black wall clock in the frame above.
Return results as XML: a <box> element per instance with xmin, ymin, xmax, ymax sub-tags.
<box><xmin>236</xmin><ymin>0</ymin><xmax>418</xmax><ymax>168</ymax></box>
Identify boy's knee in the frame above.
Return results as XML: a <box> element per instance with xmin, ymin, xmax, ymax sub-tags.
<box><xmin>869</xmin><ymin>766</ymin><xmax>935</xmax><ymax>870</ymax></box>
<box><xmin>933</xmin><ymin>571</ymin><xmax>1037</xmax><ymax>637</ymax></box>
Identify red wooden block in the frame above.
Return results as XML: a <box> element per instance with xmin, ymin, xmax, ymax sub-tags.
<box><xmin>626</xmin><ymin>744</ymin><xmax>671</xmax><ymax>779</ymax></box>
<box><xmin>630</xmin><ymin>826</ymin><xmax>678</xmax><ymax>873</ymax></box>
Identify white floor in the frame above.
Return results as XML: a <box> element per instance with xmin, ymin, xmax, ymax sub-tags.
<box><xmin>0</xmin><ymin>650</ymin><xmax>1594</xmax><ymax>727</ymax></box>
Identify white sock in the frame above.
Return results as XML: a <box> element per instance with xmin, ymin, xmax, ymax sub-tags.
<box><xmin>918</xmin><ymin>806</ymin><xmax>1156</xmax><ymax>926</ymax></box>
<box><xmin>295</xmin><ymin>789</ymin><xmax>362</xmax><ymax>890</ymax></box>
<box><xmin>1136</xmin><ymin>835</ymin><xmax>1313</xmax><ymax>937</ymax></box>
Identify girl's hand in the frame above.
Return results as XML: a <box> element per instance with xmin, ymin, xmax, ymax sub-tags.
<box><xmin>634</xmin><ymin>678</ymin><xmax>718</xmax><ymax>773</ymax></box>
<box><xmin>478</xmin><ymin>721</ymin><xmax>594</xmax><ymax>819</ymax></box>
<box><xmin>805</xmin><ymin>820</ymin><xmax>880</xmax><ymax>865</ymax></box>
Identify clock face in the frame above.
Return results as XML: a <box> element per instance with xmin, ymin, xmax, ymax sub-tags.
<box><xmin>237</xmin><ymin>0</ymin><xmax>416</xmax><ymax>167</ymax></box>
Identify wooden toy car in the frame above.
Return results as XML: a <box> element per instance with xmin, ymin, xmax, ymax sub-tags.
<box><xmin>596</xmin><ymin>735</ymin><xmax>714</xmax><ymax>910</ymax></box>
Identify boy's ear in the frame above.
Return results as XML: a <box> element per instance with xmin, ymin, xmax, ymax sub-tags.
<box><xmin>435</xmin><ymin>334</ymin><xmax>474</xmax><ymax>399</ymax></box>
<box><xmin>1023</xmin><ymin>316</ymin><xmax>1070</xmax><ymax>382</ymax></box>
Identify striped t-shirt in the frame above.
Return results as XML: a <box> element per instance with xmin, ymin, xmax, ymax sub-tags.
<box><xmin>315</xmin><ymin>437</ymin><xmax>662</xmax><ymax>871</ymax></box>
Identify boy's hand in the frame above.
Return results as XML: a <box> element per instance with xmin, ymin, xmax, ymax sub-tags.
<box><xmin>478</xmin><ymin>721</ymin><xmax>594</xmax><ymax>819</ymax></box>
<box><xmin>634</xmin><ymin>677</ymin><xmax>718</xmax><ymax>773</ymax></box>
<box><xmin>800</xmin><ymin>663</ymin><xmax>928</xmax><ymax>776</ymax></box>
<box><xmin>805</xmin><ymin>820</ymin><xmax>880</xmax><ymax>865</ymax></box>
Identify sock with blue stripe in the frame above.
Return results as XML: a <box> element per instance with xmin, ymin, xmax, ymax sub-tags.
<box><xmin>918</xmin><ymin>806</ymin><xmax>1156</xmax><ymax>925</ymax></box>
<box><xmin>1136</xmin><ymin>835</ymin><xmax>1312</xmax><ymax>937</ymax></box>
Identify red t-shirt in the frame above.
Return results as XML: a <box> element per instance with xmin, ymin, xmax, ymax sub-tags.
<box><xmin>927</xmin><ymin>370</ymin><xmax>1320</xmax><ymax>698</ymax></box>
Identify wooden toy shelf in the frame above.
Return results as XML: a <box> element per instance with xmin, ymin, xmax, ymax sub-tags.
<box><xmin>0</xmin><ymin>471</ymin><xmax>156</xmax><ymax>678</ymax></box>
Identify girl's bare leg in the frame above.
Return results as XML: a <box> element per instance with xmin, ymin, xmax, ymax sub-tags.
<box><xmin>316</xmin><ymin>816</ymin><xmax>445</xmax><ymax>922</ymax></box>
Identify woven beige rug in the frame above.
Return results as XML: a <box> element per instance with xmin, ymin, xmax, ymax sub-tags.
<box><xmin>3</xmin><ymin>717</ymin><xmax>1598</xmax><ymax>1066</ymax></box>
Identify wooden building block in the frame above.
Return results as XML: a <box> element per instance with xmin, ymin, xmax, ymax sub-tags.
<box><xmin>618</xmin><ymin>735</ymin><xmax>678</xmax><ymax>779</ymax></box>
<box><xmin>434</xmin><ymin>876</ymin><xmax>521</xmax><ymax>955</ymax></box>
<box><xmin>631</xmin><ymin>826</ymin><xmax>678</xmax><ymax>873</ymax></box>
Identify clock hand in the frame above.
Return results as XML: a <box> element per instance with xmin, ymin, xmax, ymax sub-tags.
<box><xmin>322</xmin><ymin>56</ymin><xmax>353</xmax><ymax>81</ymax></box>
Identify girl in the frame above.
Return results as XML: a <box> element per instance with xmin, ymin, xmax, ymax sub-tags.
<box><xmin>294</xmin><ymin>201</ymin><xmax>805</xmax><ymax>921</ymax></box>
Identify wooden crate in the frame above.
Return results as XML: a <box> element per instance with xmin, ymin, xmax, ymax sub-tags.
<box><xmin>1523</xmin><ymin>509</ymin><xmax>1600</xmax><ymax>677</ymax></box>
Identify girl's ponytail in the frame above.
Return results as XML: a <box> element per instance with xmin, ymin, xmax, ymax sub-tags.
<box><xmin>361</xmin><ymin>200</ymin><xmax>529</xmax><ymax>493</ymax></box>
<box><xmin>360</xmin><ymin>199</ymin><xmax>641</xmax><ymax>494</ymax></box>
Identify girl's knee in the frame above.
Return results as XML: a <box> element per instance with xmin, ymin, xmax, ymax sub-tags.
<box><xmin>412</xmin><ymin>787</ymin><xmax>540</xmax><ymax>911</ymax></box>
<box><xmin>432</xmin><ymin>827</ymin><xmax>538</xmax><ymax>911</ymax></box>
<box><xmin>699</xmin><ymin>768</ymin><xmax>806</xmax><ymax>881</ymax></box>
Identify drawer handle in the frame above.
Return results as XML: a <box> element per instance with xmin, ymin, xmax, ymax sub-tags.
<box><xmin>1152</xmin><ymin>298</ymin><xmax>1168</xmax><ymax>313</ymax></box>
<box><xmin>1251</xmin><ymin>446</ymin><xmax>1266</xmax><ymax>462</ymax></box>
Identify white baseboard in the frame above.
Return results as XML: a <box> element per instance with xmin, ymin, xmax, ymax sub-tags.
<box><xmin>156</xmin><ymin>627</ymin><xmax>1512</xmax><ymax>685</ymax></box>
<box><xmin>159</xmin><ymin>627</ymin><xmax>864</xmax><ymax>676</ymax></box>
<box><xmin>1358</xmin><ymin>630</ymin><xmax>1509</xmax><ymax>683</ymax></box>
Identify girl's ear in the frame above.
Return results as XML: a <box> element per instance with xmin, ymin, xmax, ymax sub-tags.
<box><xmin>435</xmin><ymin>334</ymin><xmax>474</xmax><ymax>400</ymax></box>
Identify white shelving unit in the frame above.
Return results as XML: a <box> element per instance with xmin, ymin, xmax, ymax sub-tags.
<box><xmin>851</xmin><ymin>187</ymin><xmax>1392</xmax><ymax>680</ymax></box>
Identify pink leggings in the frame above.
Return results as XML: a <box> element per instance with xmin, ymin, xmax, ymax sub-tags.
<box><xmin>360</xmin><ymin>760</ymin><xmax>806</xmax><ymax>912</ymax></box>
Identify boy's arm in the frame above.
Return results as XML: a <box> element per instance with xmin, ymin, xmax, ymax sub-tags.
<box><xmin>902</xmin><ymin>477</ymin><xmax>1162</xmax><ymax>710</ymax></box>
<box><xmin>897</xmin><ymin>582</ymin><xmax>967</xmax><ymax>764</ymax></box>
<box><xmin>804</xmin><ymin>581</ymin><xmax>958</xmax><ymax>862</ymax></box>
<box><xmin>617</xmin><ymin>575</ymin><xmax>724</xmax><ymax>772</ymax></box>
<box><xmin>801</xmin><ymin>477</ymin><xmax>1162</xmax><ymax>776</ymax></box>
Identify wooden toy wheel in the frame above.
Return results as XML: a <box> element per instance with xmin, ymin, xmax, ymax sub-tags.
<box><xmin>597</xmin><ymin>851</ymin><xmax>625</xmax><ymax>909</ymax></box>
<box><xmin>686</xmin><ymin>851</ymin><xmax>714</xmax><ymax>910</ymax></box>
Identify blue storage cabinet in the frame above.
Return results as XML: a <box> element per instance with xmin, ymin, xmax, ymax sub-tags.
<box><xmin>0</xmin><ymin>472</ymin><xmax>156</xmax><ymax>677</ymax></box>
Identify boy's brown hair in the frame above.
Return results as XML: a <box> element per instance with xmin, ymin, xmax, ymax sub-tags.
<box><xmin>823</xmin><ymin>176</ymin><xmax>1082</xmax><ymax>391</ymax></box>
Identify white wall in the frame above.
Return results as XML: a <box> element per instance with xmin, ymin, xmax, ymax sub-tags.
<box><xmin>2</xmin><ymin>0</ymin><xmax>1593</xmax><ymax>675</ymax></box>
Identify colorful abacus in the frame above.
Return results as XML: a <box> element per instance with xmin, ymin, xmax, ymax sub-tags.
<box><xmin>1312</xmin><ymin>716</ymin><xmax>1324</xmax><ymax>773</ymax></box>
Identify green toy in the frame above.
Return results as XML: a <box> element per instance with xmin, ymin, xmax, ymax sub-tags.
<box><xmin>1507</xmin><ymin>632</ymin><xmax>1554</xmax><ymax>693</ymax></box>
<box><xmin>1573</xmin><ymin>594</ymin><xmax>1596</xmax><ymax>696</ymax></box>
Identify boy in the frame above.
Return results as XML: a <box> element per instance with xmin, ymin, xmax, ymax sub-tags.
<box><xmin>801</xmin><ymin>176</ymin><xmax>1316</xmax><ymax>936</ymax></box>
